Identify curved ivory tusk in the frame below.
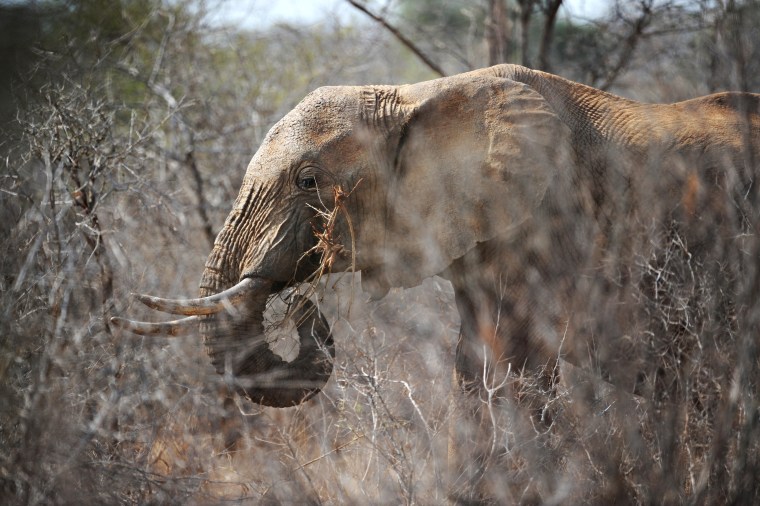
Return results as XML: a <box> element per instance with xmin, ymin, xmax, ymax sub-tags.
<box><xmin>133</xmin><ymin>277</ymin><xmax>264</xmax><ymax>316</ymax></box>
<box><xmin>110</xmin><ymin>315</ymin><xmax>200</xmax><ymax>336</ymax></box>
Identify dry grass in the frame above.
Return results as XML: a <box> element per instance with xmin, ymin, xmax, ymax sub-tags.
<box><xmin>2</xmin><ymin>10</ymin><xmax>760</xmax><ymax>504</ymax></box>
<box><xmin>3</xmin><ymin>97</ymin><xmax>760</xmax><ymax>506</ymax></box>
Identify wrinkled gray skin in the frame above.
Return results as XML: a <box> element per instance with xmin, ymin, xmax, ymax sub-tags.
<box><xmin>121</xmin><ymin>64</ymin><xmax>760</xmax><ymax>415</ymax></box>
<box><xmin>194</xmin><ymin>67</ymin><xmax>570</xmax><ymax>408</ymax></box>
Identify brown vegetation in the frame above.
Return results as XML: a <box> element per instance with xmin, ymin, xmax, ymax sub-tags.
<box><xmin>2</xmin><ymin>1</ymin><xmax>759</xmax><ymax>504</ymax></box>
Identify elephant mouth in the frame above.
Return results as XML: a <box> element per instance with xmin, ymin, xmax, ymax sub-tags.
<box><xmin>112</xmin><ymin>277</ymin><xmax>335</xmax><ymax>407</ymax></box>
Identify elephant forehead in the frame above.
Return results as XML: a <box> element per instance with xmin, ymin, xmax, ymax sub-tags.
<box><xmin>267</xmin><ymin>89</ymin><xmax>360</xmax><ymax>148</ymax></box>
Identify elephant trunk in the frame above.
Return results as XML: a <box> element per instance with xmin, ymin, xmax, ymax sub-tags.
<box><xmin>197</xmin><ymin>243</ymin><xmax>335</xmax><ymax>408</ymax></box>
<box><xmin>114</xmin><ymin>212</ymin><xmax>335</xmax><ymax>407</ymax></box>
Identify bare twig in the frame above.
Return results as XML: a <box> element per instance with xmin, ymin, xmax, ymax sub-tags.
<box><xmin>599</xmin><ymin>1</ymin><xmax>653</xmax><ymax>90</ymax></box>
<box><xmin>345</xmin><ymin>0</ymin><xmax>446</xmax><ymax>77</ymax></box>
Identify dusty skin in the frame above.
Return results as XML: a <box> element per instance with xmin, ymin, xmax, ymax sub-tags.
<box><xmin>114</xmin><ymin>64</ymin><xmax>760</xmax><ymax>502</ymax></box>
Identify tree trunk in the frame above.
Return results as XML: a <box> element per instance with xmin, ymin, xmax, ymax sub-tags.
<box><xmin>487</xmin><ymin>0</ymin><xmax>510</xmax><ymax>65</ymax></box>
<box><xmin>537</xmin><ymin>0</ymin><xmax>563</xmax><ymax>71</ymax></box>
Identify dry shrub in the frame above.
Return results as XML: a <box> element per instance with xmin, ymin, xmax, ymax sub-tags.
<box><xmin>4</xmin><ymin>90</ymin><xmax>759</xmax><ymax>506</ymax></box>
<box><xmin>4</xmin><ymin>93</ymin><xmax>759</xmax><ymax>505</ymax></box>
<box><xmin>2</xmin><ymin>4</ymin><xmax>759</xmax><ymax>504</ymax></box>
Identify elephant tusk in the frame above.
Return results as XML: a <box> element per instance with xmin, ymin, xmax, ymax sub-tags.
<box><xmin>110</xmin><ymin>315</ymin><xmax>200</xmax><ymax>336</ymax></box>
<box><xmin>132</xmin><ymin>277</ymin><xmax>264</xmax><ymax>315</ymax></box>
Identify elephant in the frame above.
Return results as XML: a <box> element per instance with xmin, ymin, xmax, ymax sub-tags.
<box><xmin>114</xmin><ymin>65</ymin><xmax>760</xmax><ymax>498</ymax></box>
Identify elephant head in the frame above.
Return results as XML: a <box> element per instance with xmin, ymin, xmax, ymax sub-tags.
<box><xmin>113</xmin><ymin>71</ymin><xmax>569</xmax><ymax>407</ymax></box>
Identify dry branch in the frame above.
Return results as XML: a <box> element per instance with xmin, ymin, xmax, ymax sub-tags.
<box><xmin>345</xmin><ymin>0</ymin><xmax>446</xmax><ymax>77</ymax></box>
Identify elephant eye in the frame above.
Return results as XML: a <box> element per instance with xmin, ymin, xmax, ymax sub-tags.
<box><xmin>297</xmin><ymin>168</ymin><xmax>320</xmax><ymax>191</ymax></box>
<box><xmin>298</xmin><ymin>174</ymin><xmax>318</xmax><ymax>191</ymax></box>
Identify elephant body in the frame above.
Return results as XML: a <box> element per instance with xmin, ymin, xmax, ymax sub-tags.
<box><xmin>453</xmin><ymin>66</ymin><xmax>760</xmax><ymax>394</ymax></box>
<box><xmin>116</xmin><ymin>65</ymin><xmax>760</xmax><ymax>500</ymax></box>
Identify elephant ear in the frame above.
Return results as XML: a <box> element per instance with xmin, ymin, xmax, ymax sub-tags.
<box><xmin>376</xmin><ymin>74</ymin><xmax>570</xmax><ymax>289</ymax></box>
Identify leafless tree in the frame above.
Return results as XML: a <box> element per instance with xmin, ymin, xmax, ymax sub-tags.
<box><xmin>2</xmin><ymin>0</ymin><xmax>759</xmax><ymax>504</ymax></box>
